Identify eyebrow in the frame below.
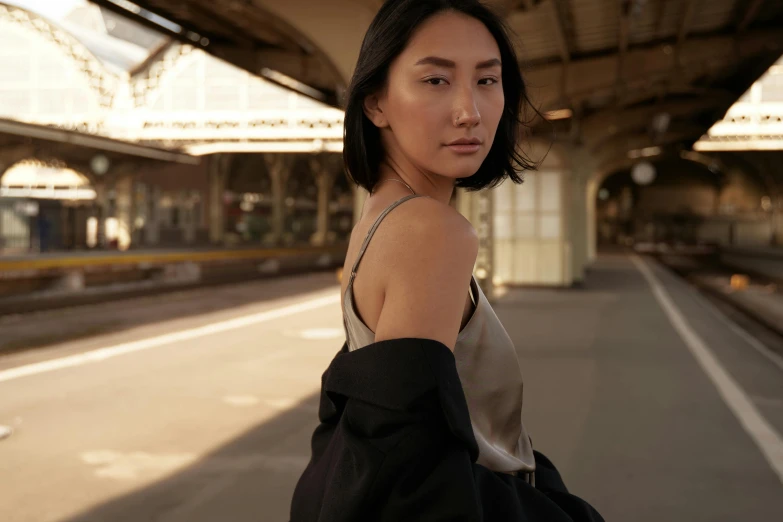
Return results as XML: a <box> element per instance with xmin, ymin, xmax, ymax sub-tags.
<box><xmin>414</xmin><ymin>56</ymin><xmax>502</xmax><ymax>70</ymax></box>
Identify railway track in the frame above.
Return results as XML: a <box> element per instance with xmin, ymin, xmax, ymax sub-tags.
<box><xmin>651</xmin><ymin>249</ymin><xmax>783</xmax><ymax>359</ymax></box>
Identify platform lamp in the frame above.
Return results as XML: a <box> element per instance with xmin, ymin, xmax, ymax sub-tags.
<box><xmin>89</xmin><ymin>154</ymin><xmax>111</xmax><ymax>248</ymax></box>
<box><xmin>631</xmin><ymin>161</ymin><xmax>656</xmax><ymax>186</ymax></box>
<box><xmin>90</xmin><ymin>154</ymin><xmax>110</xmax><ymax>177</ymax></box>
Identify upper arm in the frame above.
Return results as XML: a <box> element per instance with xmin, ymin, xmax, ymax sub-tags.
<box><xmin>374</xmin><ymin>203</ymin><xmax>479</xmax><ymax>352</ymax></box>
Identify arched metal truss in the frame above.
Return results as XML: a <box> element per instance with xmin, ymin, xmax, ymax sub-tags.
<box><xmin>129</xmin><ymin>42</ymin><xmax>196</xmax><ymax>109</ymax></box>
<box><xmin>0</xmin><ymin>3</ymin><xmax>119</xmax><ymax>110</ymax></box>
<box><xmin>0</xmin><ymin>5</ymin><xmax>343</xmax><ymax>153</ymax></box>
<box><xmin>0</xmin><ymin>156</ymin><xmax>96</xmax><ymax>192</ymax></box>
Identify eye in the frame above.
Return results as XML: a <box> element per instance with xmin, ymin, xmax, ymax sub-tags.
<box><xmin>479</xmin><ymin>77</ymin><xmax>499</xmax><ymax>86</ymax></box>
<box><xmin>425</xmin><ymin>77</ymin><xmax>447</xmax><ymax>86</ymax></box>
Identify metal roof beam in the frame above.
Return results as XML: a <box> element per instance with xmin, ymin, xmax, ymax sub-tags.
<box><xmin>589</xmin><ymin>121</ymin><xmax>706</xmax><ymax>152</ymax></box>
<box><xmin>98</xmin><ymin>0</ymin><xmax>295</xmax><ymax>50</ymax></box>
<box><xmin>170</xmin><ymin>0</ymin><xmax>257</xmax><ymax>48</ymax></box>
<box><xmin>653</xmin><ymin>0</ymin><xmax>669</xmax><ymax>38</ymax></box>
<box><xmin>527</xmin><ymin>28</ymin><xmax>783</xmax><ymax>115</ymax></box>
<box><xmin>616</xmin><ymin>0</ymin><xmax>632</xmax><ymax>102</ymax></box>
<box><xmin>89</xmin><ymin>0</ymin><xmax>195</xmax><ymax>48</ymax></box>
<box><xmin>545</xmin><ymin>0</ymin><xmax>572</xmax><ymax>108</ymax></box>
<box><xmin>659</xmin><ymin>0</ymin><xmax>698</xmax><ymax>100</ymax></box>
<box><xmin>676</xmin><ymin>0</ymin><xmax>699</xmax><ymax>43</ymax></box>
<box><xmin>89</xmin><ymin>0</ymin><xmax>340</xmax><ymax>107</ymax></box>
<box><xmin>548</xmin><ymin>0</ymin><xmax>571</xmax><ymax>65</ymax></box>
<box><xmin>483</xmin><ymin>0</ymin><xmax>518</xmax><ymax>17</ymax></box>
<box><xmin>737</xmin><ymin>0</ymin><xmax>766</xmax><ymax>33</ymax></box>
<box><xmin>485</xmin><ymin>0</ymin><xmax>545</xmax><ymax>15</ymax></box>
<box><xmin>582</xmin><ymin>96</ymin><xmax>734</xmax><ymax>142</ymax></box>
<box><xmin>0</xmin><ymin>119</ymin><xmax>199</xmax><ymax>165</ymax></box>
<box><xmin>618</xmin><ymin>86</ymin><xmax>737</xmax><ymax>109</ymax></box>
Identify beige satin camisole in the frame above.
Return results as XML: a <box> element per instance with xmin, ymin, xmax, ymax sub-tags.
<box><xmin>342</xmin><ymin>194</ymin><xmax>535</xmax><ymax>476</ymax></box>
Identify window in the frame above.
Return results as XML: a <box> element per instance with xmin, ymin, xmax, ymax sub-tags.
<box><xmin>493</xmin><ymin>170</ymin><xmax>562</xmax><ymax>241</ymax></box>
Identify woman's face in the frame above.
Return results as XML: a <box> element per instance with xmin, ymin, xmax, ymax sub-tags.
<box><xmin>367</xmin><ymin>10</ymin><xmax>505</xmax><ymax>182</ymax></box>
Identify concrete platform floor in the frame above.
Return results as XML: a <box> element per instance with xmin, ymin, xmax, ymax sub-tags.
<box><xmin>0</xmin><ymin>254</ymin><xmax>782</xmax><ymax>521</ymax></box>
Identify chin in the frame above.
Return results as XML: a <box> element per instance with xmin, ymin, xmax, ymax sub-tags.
<box><xmin>447</xmin><ymin>160</ymin><xmax>486</xmax><ymax>180</ymax></box>
<box><xmin>424</xmin><ymin>155</ymin><xmax>486</xmax><ymax>180</ymax></box>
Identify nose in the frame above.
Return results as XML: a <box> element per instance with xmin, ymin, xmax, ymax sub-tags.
<box><xmin>453</xmin><ymin>87</ymin><xmax>481</xmax><ymax>128</ymax></box>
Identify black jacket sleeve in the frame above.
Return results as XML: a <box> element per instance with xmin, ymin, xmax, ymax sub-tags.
<box><xmin>290</xmin><ymin>337</ymin><xmax>605</xmax><ymax>522</ymax></box>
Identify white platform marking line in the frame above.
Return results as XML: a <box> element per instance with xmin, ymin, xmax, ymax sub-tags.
<box><xmin>631</xmin><ymin>255</ymin><xmax>783</xmax><ymax>486</ymax></box>
<box><xmin>0</xmin><ymin>293</ymin><xmax>340</xmax><ymax>384</ymax></box>
<box><xmin>691</xmin><ymin>284</ymin><xmax>783</xmax><ymax>373</ymax></box>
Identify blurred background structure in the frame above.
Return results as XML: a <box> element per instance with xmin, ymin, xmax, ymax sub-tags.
<box><xmin>1</xmin><ymin>1</ymin><xmax>783</xmax><ymax>521</ymax></box>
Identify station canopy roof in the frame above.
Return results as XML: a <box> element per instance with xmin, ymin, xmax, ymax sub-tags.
<box><xmin>85</xmin><ymin>0</ymin><xmax>783</xmax><ymax>166</ymax></box>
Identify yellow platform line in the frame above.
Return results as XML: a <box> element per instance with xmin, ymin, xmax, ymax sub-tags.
<box><xmin>0</xmin><ymin>245</ymin><xmax>347</xmax><ymax>273</ymax></box>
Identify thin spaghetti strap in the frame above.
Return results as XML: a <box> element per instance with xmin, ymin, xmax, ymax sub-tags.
<box><xmin>348</xmin><ymin>194</ymin><xmax>424</xmax><ymax>284</ymax></box>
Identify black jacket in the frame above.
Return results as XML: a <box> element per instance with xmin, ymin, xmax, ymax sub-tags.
<box><xmin>290</xmin><ymin>337</ymin><xmax>605</xmax><ymax>522</ymax></box>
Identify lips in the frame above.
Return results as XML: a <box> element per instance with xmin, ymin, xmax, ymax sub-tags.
<box><xmin>447</xmin><ymin>138</ymin><xmax>482</xmax><ymax>146</ymax></box>
<box><xmin>446</xmin><ymin>138</ymin><xmax>482</xmax><ymax>154</ymax></box>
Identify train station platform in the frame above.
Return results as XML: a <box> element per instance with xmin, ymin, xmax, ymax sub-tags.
<box><xmin>1</xmin><ymin>254</ymin><xmax>782</xmax><ymax>521</ymax></box>
<box><xmin>510</xmin><ymin>254</ymin><xmax>783</xmax><ymax>520</ymax></box>
<box><xmin>0</xmin><ymin>245</ymin><xmax>347</xmax><ymax>315</ymax></box>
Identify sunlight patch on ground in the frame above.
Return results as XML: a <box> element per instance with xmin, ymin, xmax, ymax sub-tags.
<box><xmin>81</xmin><ymin>450</ymin><xmax>197</xmax><ymax>480</ymax></box>
<box><xmin>284</xmin><ymin>328</ymin><xmax>344</xmax><ymax>340</ymax></box>
<box><xmin>222</xmin><ymin>395</ymin><xmax>260</xmax><ymax>407</ymax></box>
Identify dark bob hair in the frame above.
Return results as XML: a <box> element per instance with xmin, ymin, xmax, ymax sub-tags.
<box><xmin>343</xmin><ymin>0</ymin><xmax>537</xmax><ymax>193</ymax></box>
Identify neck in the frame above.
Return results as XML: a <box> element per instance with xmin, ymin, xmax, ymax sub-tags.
<box><xmin>376</xmin><ymin>161</ymin><xmax>455</xmax><ymax>206</ymax></box>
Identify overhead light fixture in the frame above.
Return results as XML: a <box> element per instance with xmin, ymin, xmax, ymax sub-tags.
<box><xmin>544</xmin><ymin>108</ymin><xmax>573</xmax><ymax>120</ymax></box>
<box><xmin>627</xmin><ymin>146</ymin><xmax>661</xmax><ymax>159</ymax></box>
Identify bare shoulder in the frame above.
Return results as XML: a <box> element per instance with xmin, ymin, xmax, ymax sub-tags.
<box><xmin>374</xmin><ymin>197</ymin><xmax>478</xmax><ymax>351</ymax></box>
<box><xmin>382</xmin><ymin>196</ymin><xmax>477</xmax><ymax>244</ymax></box>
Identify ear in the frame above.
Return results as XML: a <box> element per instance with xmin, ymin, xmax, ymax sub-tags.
<box><xmin>362</xmin><ymin>92</ymin><xmax>388</xmax><ymax>128</ymax></box>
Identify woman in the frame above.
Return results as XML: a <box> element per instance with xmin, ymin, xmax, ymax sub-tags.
<box><xmin>290</xmin><ymin>1</ymin><xmax>604</xmax><ymax>520</ymax></box>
